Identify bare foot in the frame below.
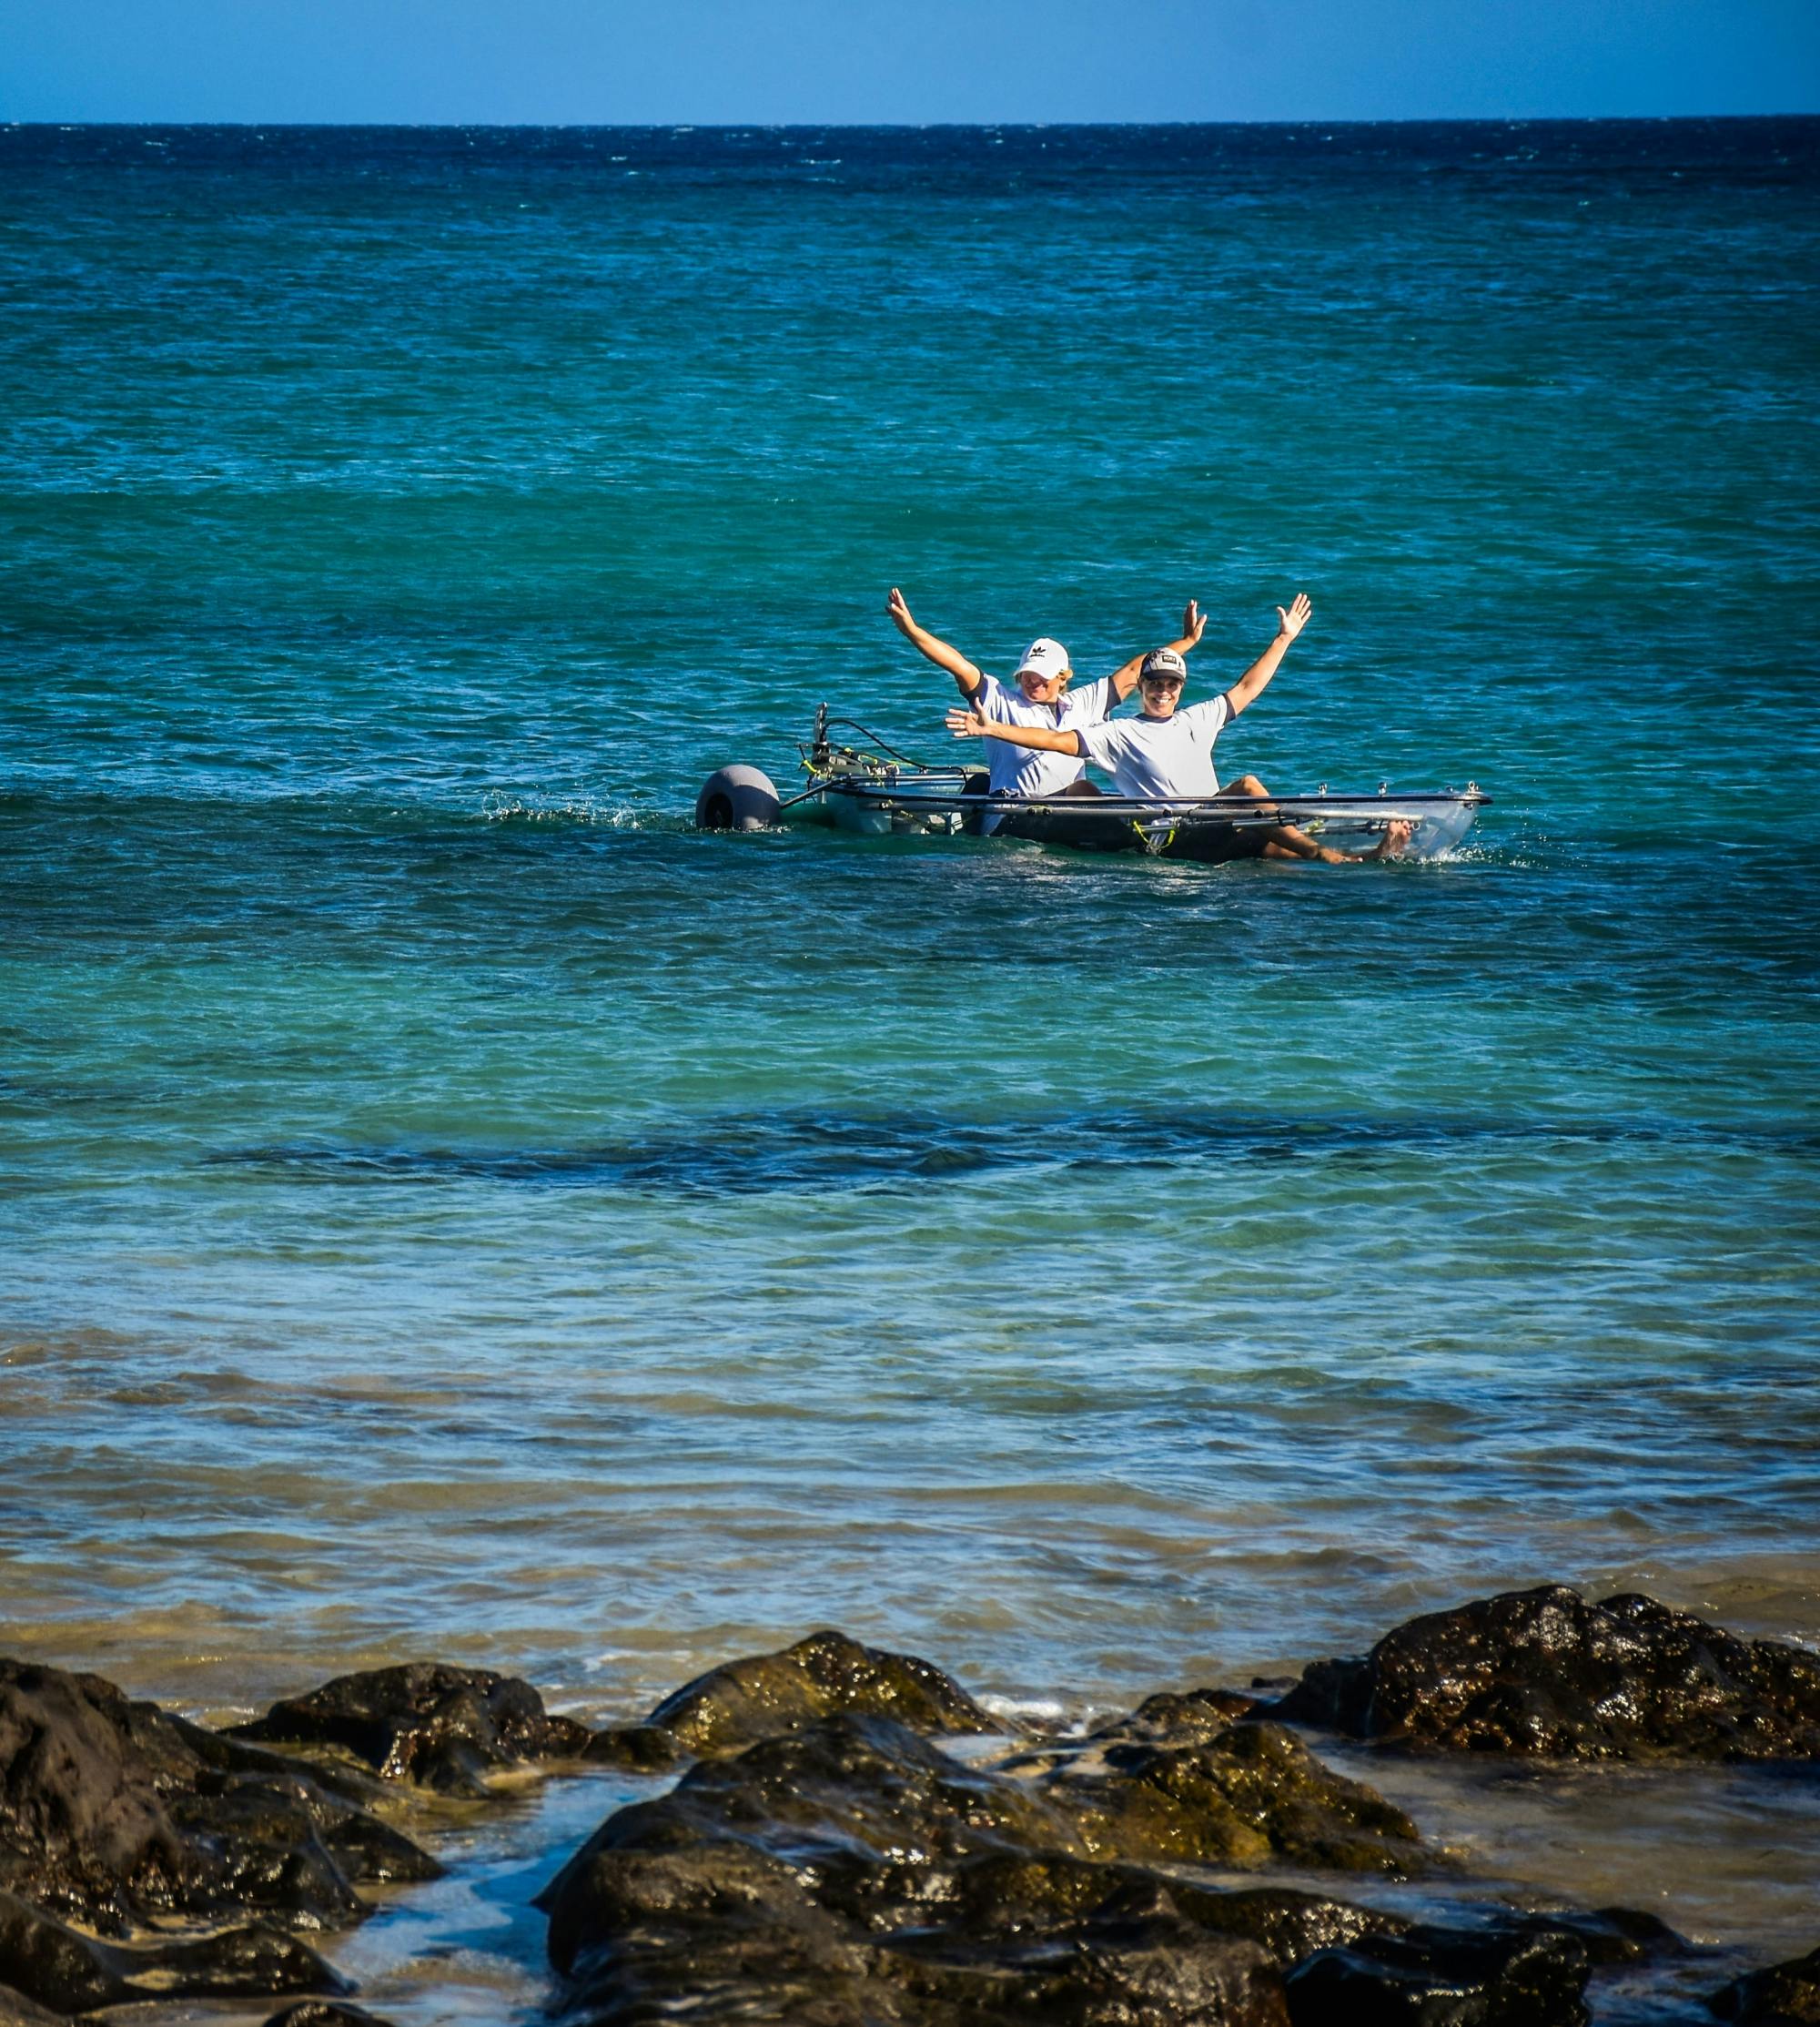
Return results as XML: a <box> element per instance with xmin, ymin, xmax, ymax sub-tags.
<box><xmin>1279</xmin><ymin>818</ymin><xmax>1415</xmax><ymax>864</ymax></box>
<box><xmin>1362</xmin><ymin>819</ymin><xmax>1413</xmax><ymax>861</ymax></box>
<box><xmin>1311</xmin><ymin>820</ymin><xmax>1413</xmax><ymax>864</ymax></box>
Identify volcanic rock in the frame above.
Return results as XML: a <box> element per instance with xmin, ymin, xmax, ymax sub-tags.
<box><xmin>1071</xmin><ymin>1874</ymin><xmax>1406</xmax><ymax>1971</ymax></box>
<box><xmin>541</xmin><ymin>1708</ymin><xmax>1429</xmax><ymax>2024</ymax></box>
<box><xmin>1269</xmin><ymin>1586</ymin><xmax>1820</xmax><ymax>1759</ymax></box>
<box><xmin>0</xmin><ymin>1660</ymin><xmax>189</xmax><ymax>1931</ymax></box>
<box><xmin>0</xmin><ymin>1887</ymin><xmax>345</xmax><ymax>2016</ymax></box>
<box><xmin>1710</xmin><ymin>1942</ymin><xmax>1820</xmax><ymax>2023</ymax></box>
<box><xmin>231</xmin><ymin>1662</ymin><xmax>592</xmax><ymax>1795</ymax></box>
<box><xmin>1046</xmin><ymin>1718</ymin><xmax>1423</xmax><ymax>1874</ymax></box>
<box><xmin>263</xmin><ymin>2005</ymin><xmax>401</xmax><ymax>2027</ymax></box>
<box><xmin>584</xmin><ymin>1629</ymin><xmax>997</xmax><ymax>1771</ymax></box>
<box><xmin>1091</xmin><ymin>1687</ymin><xmax>1262</xmax><ymax>1748</ymax></box>
<box><xmin>1284</xmin><ymin>1920</ymin><xmax>1592</xmax><ymax>2025</ymax></box>
<box><xmin>1514</xmin><ymin>1904</ymin><xmax>1690</xmax><ymax>1966</ymax></box>
<box><xmin>0</xmin><ymin>1658</ymin><xmax>439</xmax><ymax>1937</ymax></box>
<box><xmin>0</xmin><ymin>1985</ymin><xmax>65</xmax><ymax>2027</ymax></box>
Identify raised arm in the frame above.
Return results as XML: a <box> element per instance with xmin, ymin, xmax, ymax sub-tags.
<box><xmin>1108</xmin><ymin>599</ymin><xmax>1208</xmax><ymax>701</ymax></box>
<box><xmin>945</xmin><ymin>705</ymin><xmax>1083</xmax><ymax>757</ymax></box>
<box><xmin>1225</xmin><ymin>593</ymin><xmax>1311</xmax><ymax>716</ymax></box>
<box><xmin>886</xmin><ymin>587</ymin><xmax>986</xmax><ymax>703</ymax></box>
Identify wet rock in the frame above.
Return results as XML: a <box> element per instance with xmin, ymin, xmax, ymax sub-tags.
<box><xmin>0</xmin><ymin>1660</ymin><xmax>192</xmax><ymax>1931</ymax></box>
<box><xmin>1710</xmin><ymin>1942</ymin><xmax>1820</xmax><ymax>2022</ymax></box>
<box><xmin>0</xmin><ymin>1887</ymin><xmax>345</xmax><ymax>2015</ymax></box>
<box><xmin>543</xmin><ymin>1715</ymin><xmax>1090</xmax><ymax>1943</ymax></box>
<box><xmin>1161</xmin><ymin>1882</ymin><xmax>1409</xmax><ymax>1970</ymax></box>
<box><xmin>142</xmin><ymin>1705</ymin><xmax>394</xmax><ymax>1810</ymax></box>
<box><xmin>263</xmin><ymin>2005</ymin><xmax>401</xmax><ymax>2027</ymax></box>
<box><xmin>926</xmin><ymin>1855</ymin><xmax>1406</xmax><ymax>1973</ymax></box>
<box><xmin>0</xmin><ymin>1657</ymin><xmax>436</xmax><ymax>1935</ymax></box>
<box><xmin>231</xmin><ymin>1662</ymin><xmax>592</xmax><ymax>1795</ymax></box>
<box><xmin>579</xmin><ymin>1720</ymin><xmax>686</xmax><ymax>1774</ymax></box>
<box><xmin>1285</xmin><ymin>1920</ymin><xmax>1592</xmax><ymax>2025</ymax></box>
<box><xmin>1050</xmin><ymin>1718</ymin><xmax>1424</xmax><ymax>1876</ymax></box>
<box><xmin>1269</xmin><ymin>1586</ymin><xmax>1820</xmax><ymax>1759</ymax></box>
<box><xmin>548</xmin><ymin>1835</ymin><xmax>899</xmax><ymax>2023</ymax></box>
<box><xmin>1512</xmin><ymin>1904</ymin><xmax>1689</xmax><ymax>1966</ymax></box>
<box><xmin>0</xmin><ymin>1981</ymin><xmax>68</xmax><ymax>2027</ymax></box>
<box><xmin>1091</xmin><ymin>1687</ymin><xmax>1262</xmax><ymax>1747</ymax></box>
<box><xmin>548</xmin><ymin>1829</ymin><xmax>1290</xmax><ymax>2024</ymax></box>
<box><xmin>541</xmin><ymin>1709</ymin><xmax>1425</xmax><ymax>2024</ymax></box>
<box><xmin>585</xmin><ymin>1629</ymin><xmax>998</xmax><ymax>1771</ymax></box>
<box><xmin>896</xmin><ymin>1914</ymin><xmax>1289</xmax><ymax>2027</ymax></box>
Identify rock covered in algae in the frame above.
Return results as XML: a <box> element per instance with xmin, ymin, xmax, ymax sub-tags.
<box><xmin>0</xmin><ymin>1657</ymin><xmax>439</xmax><ymax>1939</ymax></box>
<box><xmin>230</xmin><ymin>1660</ymin><xmax>592</xmax><ymax>1794</ymax></box>
<box><xmin>583</xmin><ymin>1628</ymin><xmax>999</xmax><ymax>1770</ymax></box>
<box><xmin>1269</xmin><ymin>1586</ymin><xmax>1820</xmax><ymax>1759</ymax></box>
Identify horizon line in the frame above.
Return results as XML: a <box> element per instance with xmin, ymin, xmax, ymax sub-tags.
<box><xmin>7</xmin><ymin>111</ymin><xmax>1819</xmax><ymax>131</ymax></box>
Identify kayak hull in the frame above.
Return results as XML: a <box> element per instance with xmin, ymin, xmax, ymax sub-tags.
<box><xmin>816</xmin><ymin>774</ymin><xmax>1485</xmax><ymax>862</ymax></box>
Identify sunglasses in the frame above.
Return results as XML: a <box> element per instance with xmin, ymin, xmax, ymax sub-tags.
<box><xmin>1140</xmin><ymin>674</ymin><xmax>1185</xmax><ymax>689</ymax></box>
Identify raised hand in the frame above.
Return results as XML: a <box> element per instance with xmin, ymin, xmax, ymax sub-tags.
<box><xmin>1276</xmin><ymin>592</ymin><xmax>1312</xmax><ymax>643</ymax></box>
<box><xmin>886</xmin><ymin>586</ymin><xmax>916</xmax><ymax>636</ymax></box>
<box><xmin>1181</xmin><ymin>598</ymin><xmax>1207</xmax><ymax>648</ymax></box>
<box><xmin>945</xmin><ymin>705</ymin><xmax>987</xmax><ymax>739</ymax></box>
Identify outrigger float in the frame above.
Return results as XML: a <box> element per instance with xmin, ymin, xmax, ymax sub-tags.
<box><xmin>697</xmin><ymin>707</ymin><xmax>1489</xmax><ymax>865</ymax></box>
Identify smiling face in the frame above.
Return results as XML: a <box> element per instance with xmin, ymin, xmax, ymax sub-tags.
<box><xmin>1017</xmin><ymin>666</ymin><xmax>1070</xmax><ymax>704</ymax></box>
<box><xmin>1138</xmin><ymin>672</ymin><xmax>1185</xmax><ymax>719</ymax></box>
<box><xmin>1014</xmin><ymin>637</ymin><xmax>1071</xmax><ymax>703</ymax></box>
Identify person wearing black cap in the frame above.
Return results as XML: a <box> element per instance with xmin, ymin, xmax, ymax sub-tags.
<box><xmin>945</xmin><ymin>593</ymin><xmax>1410</xmax><ymax>862</ymax></box>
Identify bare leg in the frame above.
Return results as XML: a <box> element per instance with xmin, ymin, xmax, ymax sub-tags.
<box><xmin>1218</xmin><ymin>774</ymin><xmax>1329</xmax><ymax>860</ymax></box>
<box><xmin>1296</xmin><ymin>818</ymin><xmax>1413</xmax><ymax>864</ymax></box>
<box><xmin>1223</xmin><ymin>775</ymin><xmax>1412</xmax><ymax>864</ymax></box>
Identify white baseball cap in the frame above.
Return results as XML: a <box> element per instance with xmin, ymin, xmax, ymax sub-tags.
<box><xmin>1016</xmin><ymin>637</ymin><xmax>1070</xmax><ymax>680</ymax></box>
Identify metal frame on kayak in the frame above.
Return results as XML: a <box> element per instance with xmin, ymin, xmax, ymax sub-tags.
<box><xmin>697</xmin><ymin>706</ymin><xmax>1491</xmax><ymax>864</ymax></box>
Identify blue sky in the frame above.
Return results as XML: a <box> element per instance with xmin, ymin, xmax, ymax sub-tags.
<box><xmin>3</xmin><ymin>0</ymin><xmax>1816</xmax><ymax>124</ymax></box>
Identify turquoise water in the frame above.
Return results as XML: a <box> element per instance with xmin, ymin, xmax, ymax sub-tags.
<box><xmin>2</xmin><ymin>124</ymin><xmax>1818</xmax><ymax>1747</ymax></box>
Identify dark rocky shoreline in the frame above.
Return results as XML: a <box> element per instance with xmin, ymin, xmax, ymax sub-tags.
<box><xmin>4</xmin><ymin>1587</ymin><xmax>1817</xmax><ymax>2026</ymax></box>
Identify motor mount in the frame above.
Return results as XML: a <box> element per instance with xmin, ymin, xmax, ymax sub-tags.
<box><xmin>695</xmin><ymin>764</ymin><xmax>781</xmax><ymax>831</ymax></box>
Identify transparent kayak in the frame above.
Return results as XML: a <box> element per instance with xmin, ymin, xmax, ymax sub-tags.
<box><xmin>815</xmin><ymin>768</ymin><xmax>1485</xmax><ymax>862</ymax></box>
<box><xmin>697</xmin><ymin>712</ymin><xmax>1491</xmax><ymax>864</ymax></box>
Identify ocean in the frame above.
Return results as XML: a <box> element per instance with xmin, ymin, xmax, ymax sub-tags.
<box><xmin>2</xmin><ymin>119</ymin><xmax>1818</xmax><ymax>2017</ymax></box>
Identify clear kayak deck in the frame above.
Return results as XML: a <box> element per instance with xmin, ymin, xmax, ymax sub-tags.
<box><xmin>811</xmin><ymin>766</ymin><xmax>1488</xmax><ymax>863</ymax></box>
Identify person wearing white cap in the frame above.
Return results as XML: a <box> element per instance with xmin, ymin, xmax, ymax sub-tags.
<box><xmin>945</xmin><ymin>593</ymin><xmax>1410</xmax><ymax>862</ymax></box>
<box><xmin>885</xmin><ymin>588</ymin><xmax>1205</xmax><ymax>812</ymax></box>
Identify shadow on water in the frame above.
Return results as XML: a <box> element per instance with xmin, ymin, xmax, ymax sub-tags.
<box><xmin>207</xmin><ymin>1104</ymin><xmax>1820</xmax><ymax>1197</ymax></box>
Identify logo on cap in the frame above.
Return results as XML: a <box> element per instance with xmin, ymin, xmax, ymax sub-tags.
<box><xmin>1016</xmin><ymin>637</ymin><xmax>1069</xmax><ymax>679</ymax></box>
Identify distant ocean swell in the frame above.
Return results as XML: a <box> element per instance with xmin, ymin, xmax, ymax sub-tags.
<box><xmin>206</xmin><ymin>1107</ymin><xmax>1820</xmax><ymax>1196</ymax></box>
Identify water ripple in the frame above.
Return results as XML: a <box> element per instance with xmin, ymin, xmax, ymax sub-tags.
<box><xmin>207</xmin><ymin>1106</ymin><xmax>1820</xmax><ymax>1197</ymax></box>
